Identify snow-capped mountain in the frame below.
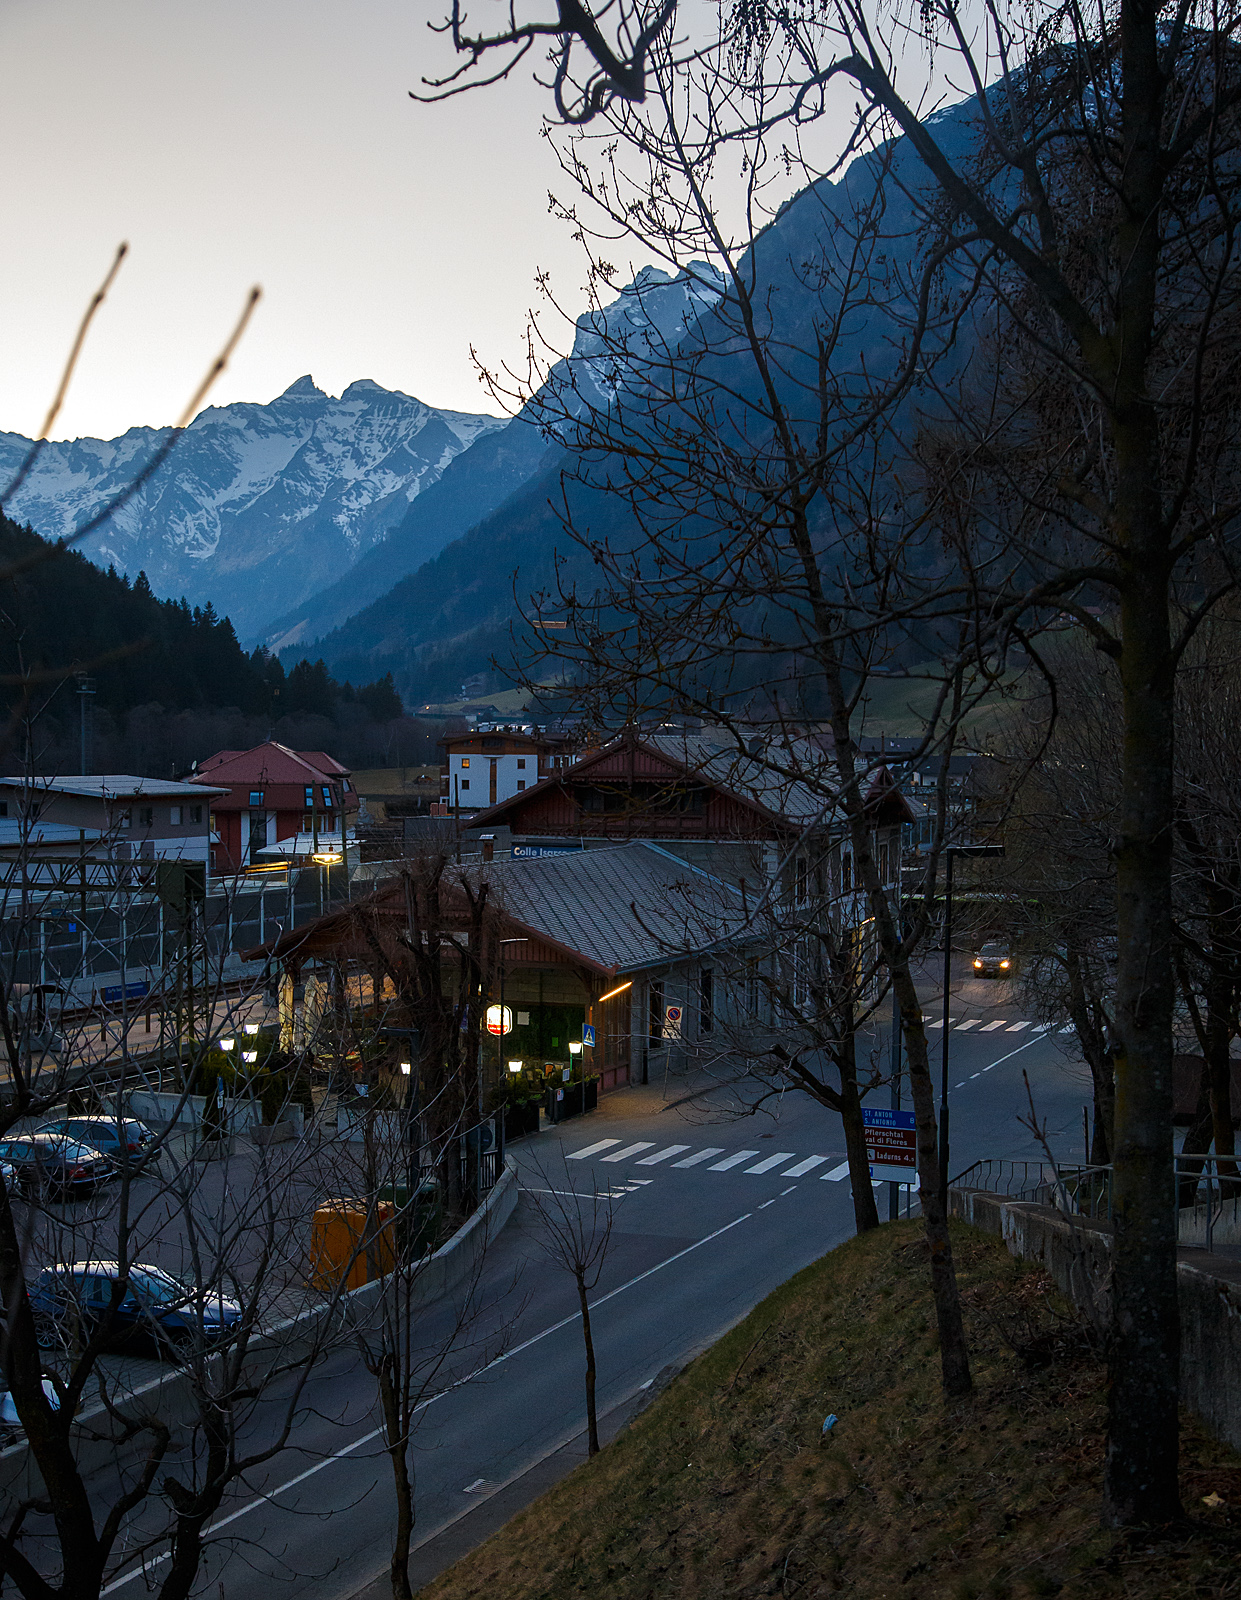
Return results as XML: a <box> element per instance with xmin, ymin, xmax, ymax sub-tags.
<box><xmin>0</xmin><ymin>377</ymin><xmax>505</xmax><ymax>639</ymax></box>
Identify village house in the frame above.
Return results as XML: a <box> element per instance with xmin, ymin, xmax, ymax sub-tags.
<box><xmin>190</xmin><ymin>742</ymin><xmax>358</xmax><ymax>874</ymax></box>
<box><xmin>0</xmin><ymin>775</ymin><xmax>225</xmax><ymax>872</ymax></box>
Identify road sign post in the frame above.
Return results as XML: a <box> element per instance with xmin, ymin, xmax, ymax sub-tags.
<box><xmin>861</xmin><ymin>1107</ymin><xmax>917</xmax><ymax>1183</ymax></box>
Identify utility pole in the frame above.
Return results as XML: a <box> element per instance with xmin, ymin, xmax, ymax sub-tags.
<box><xmin>76</xmin><ymin>675</ymin><xmax>95</xmax><ymax>774</ymax></box>
<box><xmin>938</xmin><ymin>843</ymin><xmax>1005</xmax><ymax>1214</ymax></box>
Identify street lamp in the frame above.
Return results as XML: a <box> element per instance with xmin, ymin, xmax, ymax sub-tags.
<box><xmin>939</xmin><ymin>843</ymin><xmax>1005</xmax><ymax>1213</ymax></box>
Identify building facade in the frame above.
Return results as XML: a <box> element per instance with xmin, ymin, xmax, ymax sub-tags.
<box><xmin>0</xmin><ymin>776</ymin><xmax>224</xmax><ymax>866</ymax></box>
<box><xmin>191</xmin><ymin>742</ymin><xmax>358</xmax><ymax>874</ymax></box>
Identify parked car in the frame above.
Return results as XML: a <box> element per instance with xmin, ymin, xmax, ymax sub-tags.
<box><xmin>29</xmin><ymin>1261</ymin><xmax>242</xmax><ymax>1357</ymax></box>
<box><xmin>973</xmin><ymin>941</ymin><xmax>1013</xmax><ymax>978</ymax></box>
<box><xmin>0</xmin><ymin>1135</ymin><xmax>115</xmax><ymax>1198</ymax></box>
<box><xmin>38</xmin><ymin>1115</ymin><xmax>158</xmax><ymax>1168</ymax></box>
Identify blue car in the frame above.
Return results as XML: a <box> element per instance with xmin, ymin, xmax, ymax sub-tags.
<box><xmin>29</xmin><ymin>1261</ymin><xmax>242</xmax><ymax>1357</ymax></box>
<box><xmin>38</xmin><ymin>1115</ymin><xmax>158</xmax><ymax>1168</ymax></box>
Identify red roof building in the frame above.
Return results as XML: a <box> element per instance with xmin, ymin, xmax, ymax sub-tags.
<box><xmin>191</xmin><ymin>742</ymin><xmax>358</xmax><ymax>874</ymax></box>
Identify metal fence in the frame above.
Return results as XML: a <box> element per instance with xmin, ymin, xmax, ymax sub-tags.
<box><xmin>953</xmin><ymin>1154</ymin><xmax>1240</xmax><ymax>1253</ymax></box>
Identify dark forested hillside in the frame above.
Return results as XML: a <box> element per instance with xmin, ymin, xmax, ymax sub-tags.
<box><xmin>0</xmin><ymin>514</ymin><xmax>427</xmax><ymax>774</ymax></box>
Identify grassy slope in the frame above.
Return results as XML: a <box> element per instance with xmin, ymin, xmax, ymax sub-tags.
<box><xmin>420</xmin><ymin>1222</ymin><xmax>1240</xmax><ymax>1600</ymax></box>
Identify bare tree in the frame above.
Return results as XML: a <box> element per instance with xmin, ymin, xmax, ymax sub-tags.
<box><xmin>524</xmin><ymin>1156</ymin><xmax>615</xmax><ymax>1455</ymax></box>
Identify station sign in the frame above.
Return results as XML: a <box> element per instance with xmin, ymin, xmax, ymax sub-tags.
<box><xmin>484</xmin><ymin>1004</ymin><xmax>513</xmax><ymax>1036</ymax></box>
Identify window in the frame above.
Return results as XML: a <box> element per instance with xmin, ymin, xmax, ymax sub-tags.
<box><xmin>304</xmin><ymin>812</ymin><xmax>314</xmax><ymax>833</ymax></box>
<box><xmin>120</xmin><ymin>810</ymin><xmax>131</xmax><ymax>828</ymax></box>
<box><xmin>699</xmin><ymin>968</ymin><xmax>714</xmax><ymax>1035</ymax></box>
<box><xmin>795</xmin><ymin>858</ymin><xmax>809</xmax><ymax>906</ymax></box>
<box><xmin>249</xmin><ymin>791</ymin><xmax>264</xmax><ymax>807</ymax></box>
<box><xmin>460</xmin><ymin>779</ymin><xmax>470</xmax><ymax>791</ymax></box>
<box><xmin>517</xmin><ymin>758</ymin><xmax>526</xmax><ymax>769</ymax></box>
<box><xmin>841</xmin><ymin>854</ymin><xmax>853</xmax><ymax>893</ymax></box>
<box><xmin>322</xmin><ymin>786</ymin><xmax>333</xmax><ymax>807</ymax></box>
<box><xmin>517</xmin><ymin>780</ymin><xmax>526</xmax><ymax>791</ymax></box>
<box><xmin>305</xmin><ymin>786</ymin><xmax>315</xmax><ymax>808</ymax></box>
<box><xmin>169</xmin><ymin>805</ymin><xmax>182</xmax><ymax>825</ymax></box>
<box><xmin>0</xmin><ymin>801</ymin><xmax>7</xmax><ymax>817</ymax></box>
<box><xmin>189</xmin><ymin>804</ymin><xmax>202</xmax><ymax>825</ymax></box>
<box><xmin>138</xmin><ymin>806</ymin><xmax>153</xmax><ymax>829</ymax></box>
<box><xmin>648</xmin><ymin>981</ymin><xmax>664</xmax><ymax>1047</ymax></box>
<box><xmin>460</xmin><ymin>758</ymin><xmax>470</xmax><ymax>769</ymax></box>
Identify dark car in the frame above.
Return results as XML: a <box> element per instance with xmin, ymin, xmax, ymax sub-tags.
<box><xmin>29</xmin><ymin>1261</ymin><xmax>242</xmax><ymax>1357</ymax></box>
<box><xmin>38</xmin><ymin>1115</ymin><xmax>158</xmax><ymax>1167</ymax></box>
<box><xmin>973</xmin><ymin>941</ymin><xmax>1013</xmax><ymax>978</ymax></box>
<box><xmin>0</xmin><ymin>1134</ymin><xmax>115</xmax><ymax>1198</ymax></box>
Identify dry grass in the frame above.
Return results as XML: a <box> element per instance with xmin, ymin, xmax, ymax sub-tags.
<box><xmin>419</xmin><ymin>1221</ymin><xmax>1241</xmax><ymax>1600</ymax></box>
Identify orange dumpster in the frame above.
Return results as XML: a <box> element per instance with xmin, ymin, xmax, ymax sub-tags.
<box><xmin>308</xmin><ymin>1197</ymin><xmax>396</xmax><ymax>1290</ymax></box>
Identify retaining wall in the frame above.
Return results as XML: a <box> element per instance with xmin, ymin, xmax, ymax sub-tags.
<box><xmin>0</xmin><ymin>1158</ymin><xmax>519</xmax><ymax>1500</ymax></box>
<box><xmin>951</xmin><ymin>1185</ymin><xmax>1241</xmax><ymax>1453</ymax></box>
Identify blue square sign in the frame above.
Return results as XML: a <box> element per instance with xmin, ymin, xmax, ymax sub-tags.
<box><xmin>582</xmin><ymin>1024</ymin><xmax>596</xmax><ymax>1048</ymax></box>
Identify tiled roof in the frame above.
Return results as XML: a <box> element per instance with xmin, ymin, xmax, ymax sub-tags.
<box><xmin>192</xmin><ymin>742</ymin><xmax>350</xmax><ymax>786</ymax></box>
<box><xmin>482</xmin><ymin>841</ymin><xmax>747</xmax><ymax>974</ymax></box>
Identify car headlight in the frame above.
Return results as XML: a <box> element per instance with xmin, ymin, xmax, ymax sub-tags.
<box><xmin>973</xmin><ymin>960</ymin><xmax>982</xmax><ymax>968</ymax></box>
<box><xmin>1000</xmin><ymin>959</ymin><xmax>1010</xmax><ymax>968</ymax></box>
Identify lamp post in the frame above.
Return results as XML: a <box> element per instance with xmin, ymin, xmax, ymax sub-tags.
<box><xmin>381</xmin><ymin>1025</ymin><xmax>422</xmax><ymax>1200</ymax></box>
<box><xmin>939</xmin><ymin>843</ymin><xmax>1005</xmax><ymax>1214</ymax></box>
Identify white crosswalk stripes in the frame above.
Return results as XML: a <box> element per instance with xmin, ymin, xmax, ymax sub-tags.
<box><xmin>955</xmin><ymin>1018</ymin><xmax>981</xmax><ymax>1031</ymax></box>
<box><xmin>601</xmin><ymin>1142</ymin><xmax>656</xmax><ymax>1162</ymax></box>
<box><xmin>708</xmin><ymin>1150</ymin><xmax>761</xmax><ymax>1171</ymax></box>
<box><xmin>783</xmin><ymin>1155</ymin><xmax>830</xmax><ymax>1177</ymax></box>
<box><xmin>635</xmin><ymin>1144</ymin><xmax>692</xmax><ymax>1166</ymax></box>
<box><xmin>822</xmin><ymin>1160</ymin><xmax>852</xmax><ymax>1181</ymax></box>
<box><xmin>671</xmin><ymin>1148</ymin><xmax>726</xmax><ymax>1168</ymax></box>
<box><xmin>1006</xmin><ymin>1021</ymin><xmax>1031</xmax><ymax>1032</ymax></box>
<box><xmin>744</xmin><ymin>1152</ymin><xmax>796</xmax><ymax>1174</ymax></box>
<box><xmin>980</xmin><ymin>1020</ymin><xmax>1007</xmax><ymax>1031</ymax></box>
<box><xmin>567</xmin><ymin>1139</ymin><xmax>622</xmax><ymax>1159</ymax></box>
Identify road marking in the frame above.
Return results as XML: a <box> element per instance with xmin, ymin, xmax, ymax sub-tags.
<box><xmin>980</xmin><ymin>1020</ymin><xmax>1007</xmax><ymax>1031</ymax></box>
<box><xmin>568</xmin><ymin>1139</ymin><xmax>622</xmax><ymax>1159</ymax></box>
<box><xmin>708</xmin><ymin>1150</ymin><xmax>760</xmax><ymax>1171</ymax></box>
<box><xmin>628</xmin><ymin>1178</ymin><xmax>654</xmax><ymax>1185</ymax></box>
<box><xmin>780</xmin><ymin>1185</ymin><xmax>798</xmax><ymax>1195</ymax></box>
<box><xmin>101</xmin><ymin>1210</ymin><xmax>757</xmax><ymax>1593</ymax></box>
<box><xmin>744</xmin><ymin>1151</ymin><xmax>796</xmax><ymax>1174</ymax></box>
<box><xmin>463</xmin><ymin>1478</ymin><xmax>488</xmax><ymax>1493</ymax></box>
<box><xmin>823</xmin><ymin>1160</ymin><xmax>851</xmax><ymax>1181</ymax></box>
<box><xmin>672</xmin><ymin>1147</ymin><xmax>725</xmax><ymax>1167</ymax></box>
<box><xmin>970</xmin><ymin>1073</ymin><xmax>981</xmax><ymax>1079</ymax></box>
<box><xmin>783</xmin><ymin>1155</ymin><xmax>829</xmax><ymax>1177</ymax></box>
<box><xmin>1006</xmin><ymin>1020</ymin><xmax>1030</xmax><ymax>1032</ymax></box>
<box><xmin>927</xmin><ymin>1018</ymin><xmax>945</xmax><ymax>1029</ymax></box>
<box><xmin>1034</xmin><ymin>1022</ymin><xmax>1053</xmax><ymax>1033</ymax></box>
<box><xmin>636</xmin><ymin>1144</ymin><xmax>691</xmax><ymax>1165</ymax></box>
<box><xmin>1059</xmin><ymin>1025</ymin><xmax>1074</xmax><ymax>1034</ymax></box>
<box><xmin>601</xmin><ymin>1141</ymin><xmax>656</xmax><ymax>1163</ymax></box>
<box><xmin>955</xmin><ymin>1018</ymin><xmax>981</xmax><ymax>1031</ymax></box>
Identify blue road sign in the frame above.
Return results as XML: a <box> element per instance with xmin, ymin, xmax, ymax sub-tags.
<box><xmin>100</xmin><ymin>981</ymin><xmax>150</xmax><ymax>1006</ymax></box>
<box><xmin>582</xmin><ymin>1024</ymin><xmax>596</xmax><ymax>1048</ymax></box>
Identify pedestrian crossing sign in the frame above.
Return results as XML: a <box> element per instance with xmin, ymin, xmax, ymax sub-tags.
<box><xmin>582</xmin><ymin>1024</ymin><xmax>595</xmax><ymax>1048</ymax></box>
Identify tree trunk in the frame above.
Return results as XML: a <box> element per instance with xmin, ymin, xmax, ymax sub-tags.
<box><xmin>379</xmin><ymin>1359</ymin><xmax>415</xmax><ymax>1600</ymax></box>
<box><xmin>837</xmin><ymin>1024</ymin><xmax>880</xmax><ymax>1233</ymax></box>
<box><xmin>1104</xmin><ymin>472</ymin><xmax>1181</xmax><ymax>1524</ymax></box>
<box><xmin>577</xmin><ymin>1271</ymin><xmax>600</xmax><ymax>1455</ymax></box>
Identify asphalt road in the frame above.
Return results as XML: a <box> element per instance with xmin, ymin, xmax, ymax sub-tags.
<box><xmin>61</xmin><ymin>970</ymin><xmax>1092</xmax><ymax>1599</ymax></box>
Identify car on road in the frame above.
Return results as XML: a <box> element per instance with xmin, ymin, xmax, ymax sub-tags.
<box><xmin>29</xmin><ymin>1261</ymin><xmax>243</xmax><ymax>1356</ymax></box>
<box><xmin>0</xmin><ymin>1134</ymin><xmax>116</xmax><ymax>1198</ymax></box>
<box><xmin>973</xmin><ymin>941</ymin><xmax>1013</xmax><ymax>978</ymax></box>
<box><xmin>38</xmin><ymin>1114</ymin><xmax>159</xmax><ymax>1168</ymax></box>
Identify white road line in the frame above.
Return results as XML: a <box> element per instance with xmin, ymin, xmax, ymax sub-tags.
<box><xmin>567</xmin><ymin>1139</ymin><xmax>622</xmax><ymax>1160</ymax></box>
<box><xmin>1006</xmin><ymin>1020</ymin><xmax>1031</xmax><ymax>1032</ymax></box>
<box><xmin>101</xmin><ymin>1210</ymin><xmax>757</xmax><ymax>1594</ymax></box>
<box><xmin>601</xmin><ymin>1141</ymin><xmax>656</xmax><ymax>1163</ymax></box>
<box><xmin>628</xmin><ymin>1178</ymin><xmax>654</xmax><ymax>1185</ymax></box>
<box><xmin>955</xmin><ymin>1018</ymin><xmax>981</xmax><ymax>1031</ymax></box>
<box><xmin>1059</xmin><ymin>1025</ymin><xmax>1074</xmax><ymax>1034</ymax></box>
<box><xmin>927</xmin><ymin>1019</ymin><xmax>945</xmax><ymax>1029</ymax></box>
<box><xmin>980</xmin><ymin>1020</ymin><xmax>1007</xmax><ymax>1031</ymax></box>
<box><xmin>672</xmin><ymin>1147</ymin><xmax>725</xmax><ymax>1168</ymax></box>
<box><xmin>636</xmin><ymin>1144</ymin><xmax>691</xmax><ymax>1166</ymax></box>
<box><xmin>780</xmin><ymin>1185</ymin><xmax>798</xmax><ymax>1195</ymax></box>
<box><xmin>463</xmin><ymin>1478</ymin><xmax>487</xmax><ymax>1493</ymax></box>
<box><xmin>783</xmin><ymin>1155</ymin><xmax>829</xmax><ymax>1177</ymax></box>
<box><xmin>1034</xmin><ymin>1022</ymin><xmax>1053</xmax><ymax>1033</ymax></box>
<box><xmin>708</xmin><ymin>1150</ymin><xmax>760</xmax><ymax>1171</ymax></box>
<box><xmin>970</xmin><ymin>1073</ymin><xmax>981</xmax><ymax>1079</ymax></box>
<box><xmin>822</xmin><ymin>1160</ymin><xmax>851</xmax><ymax>1181</ymax></box>
<box><xmin>744</xmin><ymin>1152</ymin><xmax>795</xmax><ymax>1174</ymax></box>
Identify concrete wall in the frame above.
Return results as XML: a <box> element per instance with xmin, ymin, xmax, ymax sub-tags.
<box><xmin>0</xmin><ymin>1158</ymin><xmax>520</xmax><ymax>1501</ymax></box>
<box><xmin>951</xmin><ymin>1185</ymin><xmax>1241</xmax><ymax>1453</ymax></box>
